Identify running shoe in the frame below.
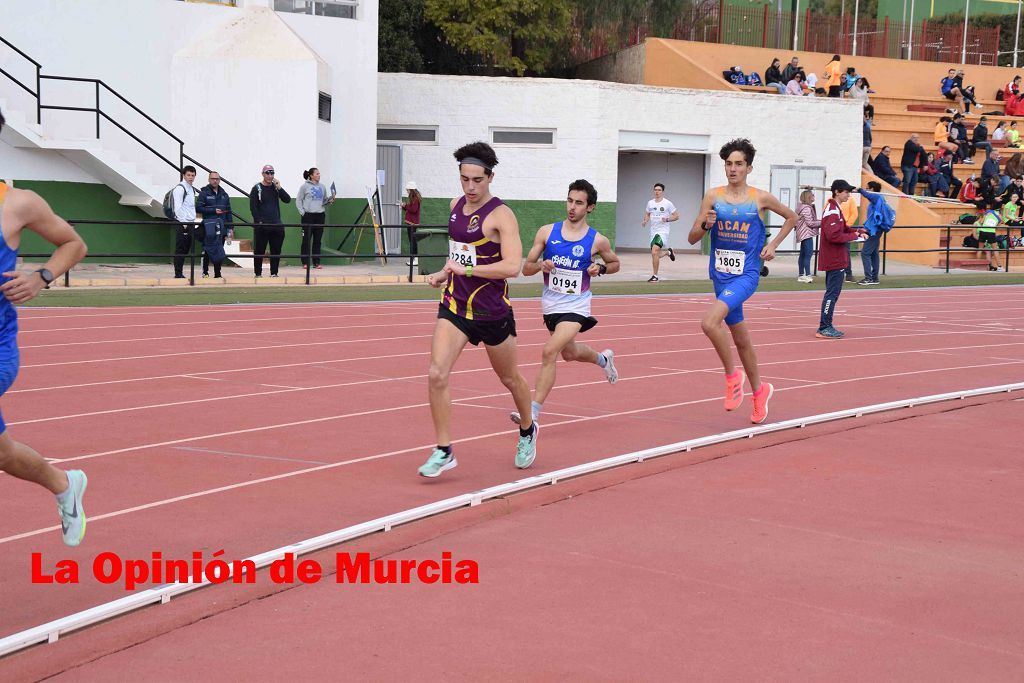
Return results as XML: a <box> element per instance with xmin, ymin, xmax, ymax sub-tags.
<box><xmin>58</xmin><ymin>470</ymin><xmax>88</xmax><ymax>547</ymax></box>
<box><xmin>724</xmin><ymin>370</ymin><xmax>745</xmax><ymax>411</ymax></box>
<box><xmin>418</xmin><ymin>449</ymin><xmax>457</xmax><ymax>478</ymax></box>
<box><xmin>647</xmin><ymin>275</ymin><xmax>659</xmax><ymax>283</ymax></box>
<box><xmin>515</xmin><ymin>423</ymin><xmax>539</xmax><ymax>469</ymax></box>
<box><xmin>867</xmin><ymin>279</ymin><xmax>880</xmax><ymax>285</ymax></box>
<box><xmin>815</xmin><ymin>327</ymin><xmax>844</xmax><ymax>339</ymax></box>
<box><xmin>750</xmin><ymin>383</ymin><xmax>775</xmax><ymax>424</ymax></box>
<box><xmin>601</xmin><ymin>349</ymin><xmax>618</xmax><ymax>384</ymax></box>
<box><xmin>667</xmin><ymin>248</ymin><xmax>676</xmax><ymax>262</ymax></box>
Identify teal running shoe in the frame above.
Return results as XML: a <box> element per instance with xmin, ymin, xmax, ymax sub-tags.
<box><xmin>58</xmin><ymin>470</ymin><xmax>88</xmax><ymax>547</ymax></box>
<box><xmin>418</xmin><ymin>449</ymin><xmax>457</xmax><ymax>478</ymax></box>
<box><xmin>515</xmin><ymin>423</ymin><xmax>539</xmax><ymax>469</ymax></box>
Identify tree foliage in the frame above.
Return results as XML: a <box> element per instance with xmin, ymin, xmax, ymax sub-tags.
<box><xmin>423</xmin><ymin>0</ymin><xmax>575</xmax><ymax>76</ymax></box>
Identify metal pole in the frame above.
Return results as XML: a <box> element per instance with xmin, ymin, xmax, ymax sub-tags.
<box><xmin>962</xmin><ymin>0</ymin><xmax>970</xmax><ymax>64</ymax></box>
<box><xmin>1005</xmin><ymin>226</ymin><xmax>1011</xmax><ymax>272</ymax></box>
<box><xmin>902</xmin><ymin>0</ymin><xmax>908</xmax><ymax>58</ymax></box>
<box><xmin>853</xmin><ymin>0</ymin><xmax>860</xmax><ymax>56</ymax></box>
<box><xmin>305</xmin><ymin>225</ymin><xmax>312</xmax><ymax>285</ymax></box>
<box><xmin>945</xmin><ymin>226</ymin><xmax>951</xmax><ymax>273</ymax></box>
<box><xmin>189</xmin><ymin>226</ymin><xmax>196</xmax><ymax>286</ymax></box>
<box><xmin>1015</xmin><ymin>0</ymin><xmax>1022</xmax><ymax>67</ymax></box>
<box><xmin>882</xmin><ymin>230</ymin><xmax>888</xmax><ymax>275</ymax></box>
<box><xmin>791</xmin><ymin>0</ymin><xmax>799</xmax><ymax>50</ymax></box>
<box><xmin>908</xmin><ymin>0</ymin><xmax>915</xmax><ymax>60</ymax></box>
<box><xmin>94</xmin><ymin>81</ymin><xmax>100</xmax><ymax>139</ymax></box>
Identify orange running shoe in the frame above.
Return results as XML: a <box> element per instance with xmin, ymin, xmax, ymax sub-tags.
<box><xmin>750</xmin><ymin>383</ymin><xmax>774</xmax><ymax>424</ymax></box>
<box><xmin>724</xmin><ymin>370</ymin><xmax>745</xmax><ymax>411</ymax></box>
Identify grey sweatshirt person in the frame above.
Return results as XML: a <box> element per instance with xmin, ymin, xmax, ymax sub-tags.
<box><xmin>296</xmin><ymin>181</ymin><xmax>330</xmax><ymax>216</ymax></box>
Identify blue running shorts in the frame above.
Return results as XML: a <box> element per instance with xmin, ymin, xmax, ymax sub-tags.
<box><xmin>713</xmin><ymin>274</ymin><xmax>758</xmax><ymax>326</ymax></box>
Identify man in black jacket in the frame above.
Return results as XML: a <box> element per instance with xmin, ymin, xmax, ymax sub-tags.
<box><xmin>196</xmin><ymin>171</ymin><xmax>234</xmax><ymax>279</ymax></box>
<box><xmin>869</xmin><ymin>146</ymin><xmax>901</xmax><ymax>188</ymax></box>
<box><xmin>249</xmin><ymin>164</ymin><xmax>292</xmax><ymax>278</ymax></box>
<box><xmin>973</xmin><ymin>115</ymin><xmax>993</xmax><ymax>158</ymax></box>
<box><xmin>901</xmin><ymin>134</ymin><xmax>927</xmax><ymax>195</ymax></box>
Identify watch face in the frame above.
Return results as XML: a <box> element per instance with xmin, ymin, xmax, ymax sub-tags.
<box><xmin>38</xmin><ymin>269</ymin><xmax>54</xmax><ymax>284</ymax></box>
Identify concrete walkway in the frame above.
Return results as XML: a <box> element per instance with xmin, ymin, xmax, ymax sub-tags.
<box><xmin>47</xmin><ymin>249</ymin><xmax>949</xmax><ymax>289</ymax></box>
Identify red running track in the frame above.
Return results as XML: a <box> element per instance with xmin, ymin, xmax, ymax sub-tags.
<box><xmin>1</xmin><ymin>287</ymin><xmax>1023</xmax><ymax>675</ymax></box>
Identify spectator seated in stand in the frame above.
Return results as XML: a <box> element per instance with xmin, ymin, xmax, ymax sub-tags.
<box><xmin>959</xmin><ymin>176</ymin><xmax>984</xmax><ymax>209</ymax></box>
<box><xmin>933</xmin><ymin>117</ymin><xmax>960</xmax><ymax>159</ymax></box>
<box><xmin>784</xmin><ymin>70</ymin><xmax>808</xmax><ymax>96</ymax></box>
<box><xmin>922</xmin><ymin>152</ymin><xmax>949</xmax><ymax>196</ymax></box>
<box><xmin>869</xmin><ymin>145</ymin><xmax>901</xmax><ymax>188</ymax></box>
<box><xmin>848</xmin><ymin>76</ymin><xmax>872</xmax><ymax>103</ymax></box>
<box><xmin>948</xmin><ymin>113</ymin><xmax>973</xmax><ymax>164</ymax></box>
<box><xmin>941</xmin><ymin>68</ymin><xmax>977</xmax><ymax>114</ymax></box>
<box><xmin>1002</xmin><ymin>76</ymin><xmax>1024</xmax><ymax>116</ymax></box>
<box><xmin>973</xmin><ymin>115</ymin><xmax>993</xmax><ymax>158</ymax></box>
<box><xmin>764</xmin><ymin>57</ymin><xmax>787</xmax><ymax>94</ymax></box>
<box><xmin>993</xmin><ymin>120</ymin><xmax>1008</xmax><ymax>141</ymax></box>
<box><xmin>937</xmin><ymin>150</ymin><xmax>963</xmax><ymax>198</ymax></box>
<box><xmin>1007</xmin><ymin>121</ymin><xmax>1023</xmax><ymax>148</ymax></box>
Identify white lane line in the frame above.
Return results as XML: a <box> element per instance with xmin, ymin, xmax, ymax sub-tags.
<box><xmin>4</xmin><ymin>368</ymin><xmax>1021</xmax><ymax>546</ymax></box>
<box><xmin>173</xmin><ymin>446</ymin><xmax>329</xmax><ymax>466</ymax></box>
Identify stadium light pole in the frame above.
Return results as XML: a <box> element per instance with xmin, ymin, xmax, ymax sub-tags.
<box><xmin>852</xmin><ymin>0</ymin><xmax>861</xmax><ymax>56</ymax></box>
<box><xmin>907</xmin><ymin>0</ymin><xmax>915</xmax><ymax>60</ymax></box>
<box><xmin>961</xmin><ymin>0</ymin><xmax>970</xmax><ymax>64</ymax></box>
<box><xmin>1015</xmin><ymin>0</ymin><xmax>1022</xmax><ymax>67</ymax></box>
<box><xmin>791</xmin><ymin>0</ymin><xmax>800</xmax><ymax>50</ymax></box>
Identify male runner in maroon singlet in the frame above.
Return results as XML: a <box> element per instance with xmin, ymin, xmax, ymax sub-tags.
<box><xmin>418</xmin><ymin>141</ymin><xmax>537</xmax><ymax>477</ymax></box>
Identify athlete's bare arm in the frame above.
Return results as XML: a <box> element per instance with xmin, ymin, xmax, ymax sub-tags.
<box><xmin>1</xmin><ymin>189</ymin><xmax>87</xmax><ymax>304</ymax></box>
<box><xmin>587</xmin><ymin>233</ymin><xmax>620</xmax><ymax>276</ymax></box>
<box><xmin>757</xmin><ymin>190</ymin><xmax>798</xmax><ymax>261</ymax></box>
<box><xmin>688</xmin><ymin>191</ymin><xmax>718</xmax><ymax>245</ymax></box>
<box><xmin>444</xmin><ymin>204</ymin><xmax>522</xmax><ymax>280</ymax></box>
<box><xmin>641</xmin><ymin>208</ymin><xmax>650</xmax><ymax>226</ymax></box>
<box><xmin>669</xmin><ymin>209</ymin><xmax>680</xmax><ymax>222</ymax></box>
<box><xmin>522</xmin><ymin>223</ymin><xmax>553</xmax><ymax>277</ymax></box>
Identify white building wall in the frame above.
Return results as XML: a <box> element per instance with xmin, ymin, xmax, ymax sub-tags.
<box><xmin>379</xmin><ymin>73</ymin><xmax>862</xmax><ymax>210</ymax></box>
<box><xmin>0</xmin><ymin>0</ymin><xmax>377</xmax><ymax>197</ymax></box>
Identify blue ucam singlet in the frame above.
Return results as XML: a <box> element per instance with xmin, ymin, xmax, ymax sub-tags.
<box><xmin>541</xmin><ymin>221</ymin><xmax>596</xmax><ymax>316</ymax></box>
<box><xmin>708</xmin><ymin>186</ymin><xmax>766</xmax><ymax>326</ymax></box>
<box><xmin>709</xmin><ymin>187</ymin><xmax>766</xmax><ymax>283</ymax></box>
<box><xmin>0</xmin><ymin>183</ymin><xmax>22</xmax><ymax>434</ymax></box>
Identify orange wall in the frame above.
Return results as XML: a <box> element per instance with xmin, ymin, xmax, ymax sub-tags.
<box><xmin>645</xmin><ymin>39</ymin><xmax>1019</xmax><ymax>101</ymax></box>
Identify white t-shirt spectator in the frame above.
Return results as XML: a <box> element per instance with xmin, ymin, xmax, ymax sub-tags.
<box><xmin>646</xmin><ymin>198</ymin><xmax>676</xmax><ymax>240</ymax></box>
<box><xmin>172</xmin><ymin>182</ymin><xmax>197</xmax><ymax>222</ymax></box>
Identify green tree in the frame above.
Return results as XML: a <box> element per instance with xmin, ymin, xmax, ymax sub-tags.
<box><xmin>378</xmin><ymin>0</ymin><xmax>426</xmax><ymax>72</ymax></box>
<box><xmin>424</xmin><ymin>0</ymin><xmax>575</xmax><ymax>75</ymax></box>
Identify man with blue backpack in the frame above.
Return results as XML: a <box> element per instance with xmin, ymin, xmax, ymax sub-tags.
<box><xmin>195</xmin><ymin>171</ymin><xmax>233</xmax><ymax>279</ymax></box>
<box><xmin>857</xmin><ymin>181</ymin><xmax>895</xmax><ymax>285</ymax></box>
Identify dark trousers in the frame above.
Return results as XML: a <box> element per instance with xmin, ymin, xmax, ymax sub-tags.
<box><xmin>173</xmin><ymin>223</ymin><xmax>197</xmax><ymax>277</ymax></box>
<box><xmin>828</xmin><ymin>85</ymin><xmax>841</xmax><ymax>97</ymax></box>
<box><xmin>253</xmin><ymin>225</ymin><xmax>285</xmax><ymax>276</ymax></box>
<box><xmin>819</xmin><ymin>269</ymin><xmax>846</xmax><ymax>330</ymax></box>
<box><xmin>300</xmin><ymin>212</ymin><xmax>325</xmax><ymax>266</ymax></box>
<box><xmin>901</xmin><ymin>165</ymin><xmax>919</xmax><ymax>195</ymax></box>
<box><xmin>798</xmin><ymin>237</ymin><xmax>814</xmax><ymax>276</ymax></box>
<box><xmin>405</xmin><ymin>222</ymin><xmax>420</xmax><ymax>256</ymax></box>
<box><xmin>861</xmin><ymin>233</ymin><xmax>881</xmax><ymax>281</ymax></box>
<box><xmin>845</xmin><ymin>244</ymin><xmax>854</xmax><ymax>279</ymax></box>
<box><xmin>202</xmin><ymin>235</ymin><xmax>227</xmax><ymax>277</ymax></box>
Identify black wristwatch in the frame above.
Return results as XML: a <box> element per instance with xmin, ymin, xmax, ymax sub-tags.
<box><xmin>35</xmin><ymin>268</ymin><xmax>54</xmax><ymax>286</ymax></box>
<box><xmin>598</xmin><ymin>263</ymin><xmax>608</xmax><ymax>276</ymax></box>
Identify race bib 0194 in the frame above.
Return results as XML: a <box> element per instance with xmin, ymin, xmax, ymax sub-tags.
<box><xmin>448</xmin><ymin>240</ymin><xmax>477</xmax><ymax>268</ymax></box>
<box><xmin>549</xmin><ymin>267</ymin><xmax>583</xmax><ymax>295</ymax></box>
<box><xmin>714</xmin><ymin>248</ymin><xmax>745</xmax><ymax>275</ymax></box>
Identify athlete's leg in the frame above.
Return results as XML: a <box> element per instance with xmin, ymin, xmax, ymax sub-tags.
<box><xmin>651</xmin><ymin>244</ymin><xmax>661</xmax><ymax>276</ymax></box>
<box><xmin>535</xmin><ymin>321</ymin><xmax>582</xmax><ymax>405</ymax></box>
<box><xmin>427</xmin><ymin>318</ymin><xmax>469</xmax><ymax>447</ymax></box>
<box><xmin>484</xmin><ymin>336</ymin><xmax>533</xmax><ymax>431</ymax></box>
<box><xmin>728</xmin><ymin>321</ymin><xmax>762</xmax><ymax>392</ymax></box>
<box><xmin>0</xmin><ymin>432</ymin><xmax>67</xmax><ymax>494</ymax></box>
<box><xmin>700</xmin><ymin>301</ymin><xmax>736</xmax><ymax>375</ymax></box>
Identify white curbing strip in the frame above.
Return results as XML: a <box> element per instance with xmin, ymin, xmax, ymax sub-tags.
<box><xmin>1</xmin><ymin>381</ymin><xmax>1021</xmax><ymax>657</ymax></box>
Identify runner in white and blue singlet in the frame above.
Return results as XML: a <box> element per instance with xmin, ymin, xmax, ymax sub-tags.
<box><xmin>0</xmin><ymin>109</ymin><xmax>91</xmax><ymax>546</ymax></box>
<box><xmin>689</xmin><ymin>138</ymin><xmax>797</xmax><ymax>425</ymax></box>
<box><xmin>512</xmin><ymin>179</ymin><xmax>620</xmax><ymax>426</ymax></box>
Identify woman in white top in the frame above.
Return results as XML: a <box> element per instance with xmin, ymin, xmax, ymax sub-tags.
<box><xmin>849</xmin><ymin>77</ymin><xmax>871</xmax><ymax>103</ymax></box>
<box><xmin>993</xmin><ymin>120</ymin><xmax>1008</xmax><ymax>141</ymax></box>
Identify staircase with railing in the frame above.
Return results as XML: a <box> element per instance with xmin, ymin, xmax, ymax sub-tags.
<box><xmin>0</xmin><ymin>35</ymin><xmax>247</xmax><ymax>216</ymax></box>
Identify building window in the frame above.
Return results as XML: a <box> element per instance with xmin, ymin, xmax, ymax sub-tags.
<box><xmin>318</xmin><ymin>92</ymin><xmax>332</xmax><ymax>122</ymax></box>
<box><xmin>490</xmin><ymin>128</ymin><xmax>556</xmax><ymax>147</ymax></box>
<box><xmin>274</xmin><ymin>0</ymin><xmax>356</xmax><ymax>19</ymax></box>
<box><xmin>376</xmin><ymin>126</ymin><xmax>438</xmax><ymax>144</ymax></box>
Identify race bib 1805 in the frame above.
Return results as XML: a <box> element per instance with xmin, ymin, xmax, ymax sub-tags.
<box><xmin>549</xmin><ymin>267</ymin><xmax>582</xmax><ymax>295</ymax></box>
<box><xmin>714</xmin><ymin>248</ymin><xmax>746</xmax><ymax>275</ymax></box>
<box><xmin>448</xmin><ymin>240</ymin><xmax>477</xmax><ymax>267</ymax></box>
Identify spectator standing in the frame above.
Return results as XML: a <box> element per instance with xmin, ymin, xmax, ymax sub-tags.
<box><xmin>976</xmin><ymin>208</ymin><xmax>1006</xmax><ymax>271</ymax></box>
<box><xmin>171</xmin><ymin>165</ymin><xmax>199</xmax><ymax>280</ymax></box>
<box><xmin>764</xmin><ymin>58</ymin><xmax>786</xmax><ymax>94</ymax></box>
<box><xmin>195</xmin><ymin>171</ymin><xmax>233</xmax><ymax>279</ymax></box>
<box><xmin>973</xmin><ymin>115</ymin><xmax>993</xmax><ymax>158</ymax></box>
<box><xmin>794</xmin><ymin>189</ymin><xmax>820</xmax><ymax>283</ymax></box>
<box><xmin>402</xmin><ymin>181</ymin><xmax>422</xmax><ymax>267</ymax></box>
<box><xmin>862</xmin><ymin>107</ymin><xmax>873</xmax><ymax>170</ymax></box>
<box><xmin>870</xmin><ymin>145</ymin><xmax>901</xmax><ymax>188</ymax></box>
<box><xmin>825</xmin><ymin>55</ymin><xmax>843</xmax><ymax>97</ymax></box>
<box><xmin>901</xmin><ymin>133</ymin><xmax>926</xmax><ymax>195</ymax></box>
<box><xmin>248</xmin><ymin>164</ymin><xmax>291</xmax><ymax>278</ymax></box>
<box><xmin>816</xmin><ymin>179</ymin><xmax>868</xmax><ymax>339</ymax></box>
<box><xmin>858</xmin><ymin>181</ymin><xmax>893</xmax><ymax>285</ymax></box>
<box><xmin>296</xmin><ymin>167</ymin><xmax>334</xmax><ymax>269</ymax></box>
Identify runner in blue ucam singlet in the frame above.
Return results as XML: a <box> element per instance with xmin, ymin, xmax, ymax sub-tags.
<box><xmin>709</xmin><ymin>186</ymin><xmax>767</xmax><ymax>326</ymax></box>
<box><xmin>0</xmin><ymin>161</ymin><xmax>90</xmax><ymax>546</ymax></box>
<box><xmin>689</xmin><ymin>138</ymin><xmax>797</xmax><ymax>426</ymax></box>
